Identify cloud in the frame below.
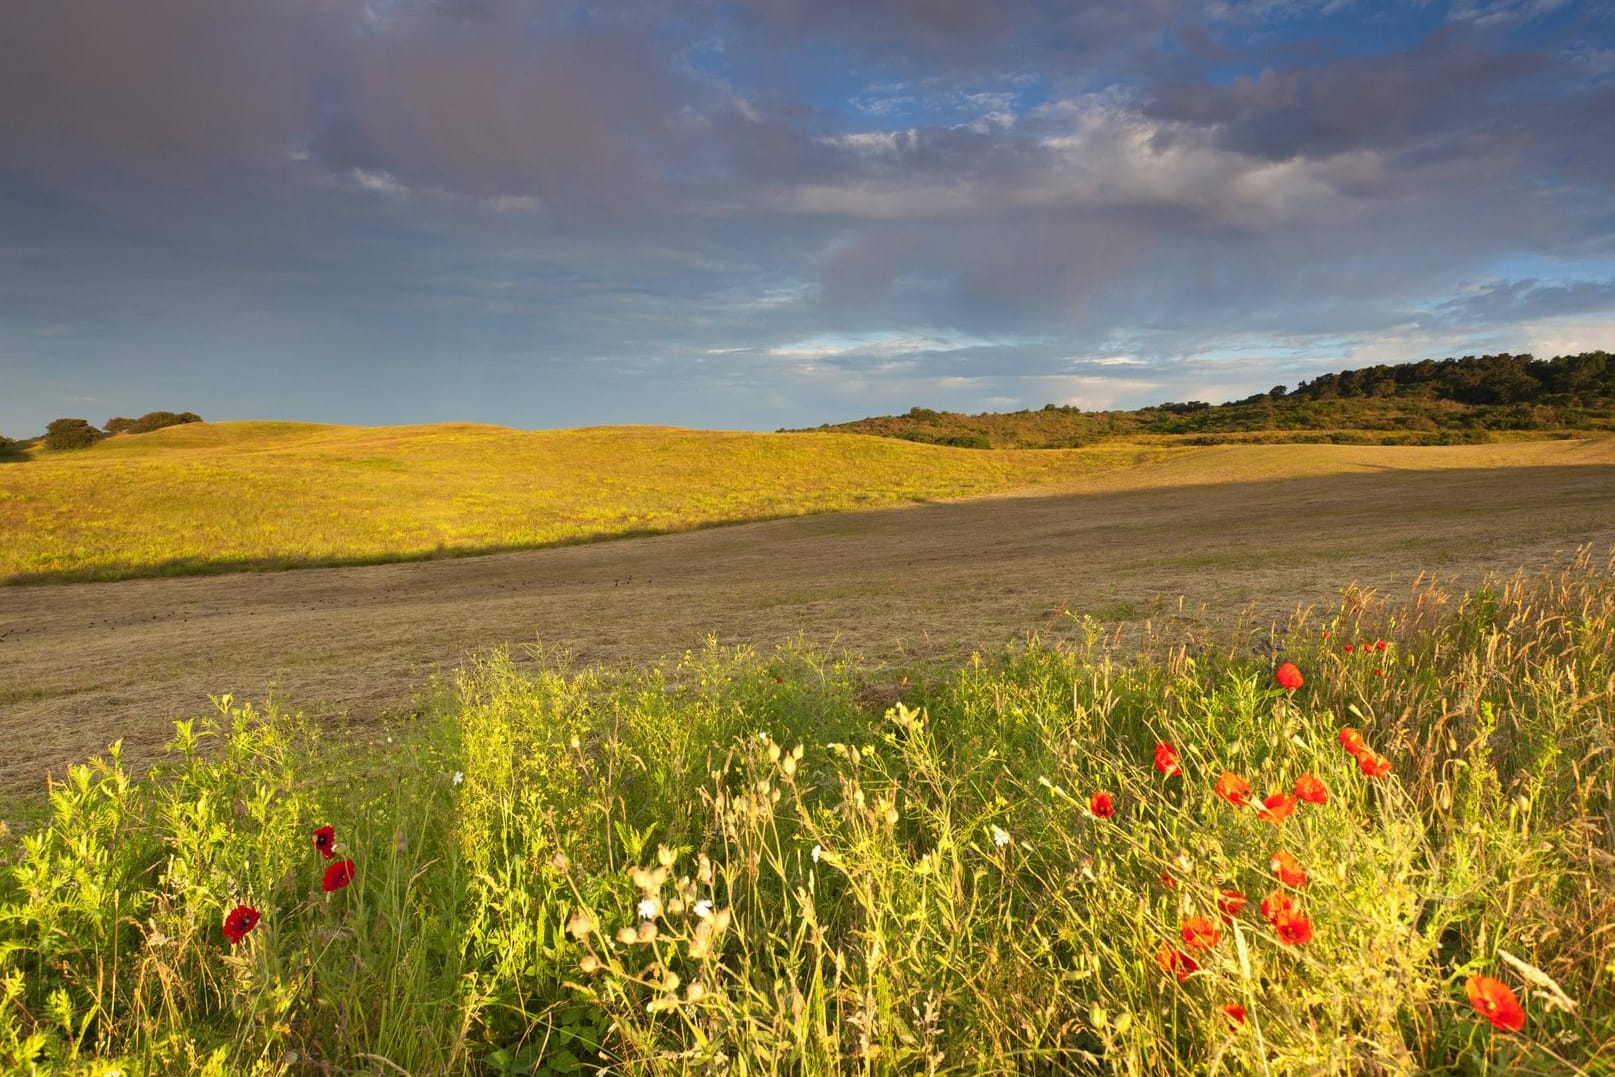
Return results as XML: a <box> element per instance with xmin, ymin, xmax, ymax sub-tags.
<box><xmin>1436</xmin><ymin>278</ymin><xmax>1615</xmax><ymax>325</ymax></box>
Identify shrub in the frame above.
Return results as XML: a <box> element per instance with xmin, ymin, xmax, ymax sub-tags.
<box><xmin>43</xmin><ymin>418</ymin><xmax>104</xmax><ymax>451</ymax></box>
<box><xmin>104</xmin><ymin>411</ymin><xmax>203</xmax><ymax>436</ymax></box>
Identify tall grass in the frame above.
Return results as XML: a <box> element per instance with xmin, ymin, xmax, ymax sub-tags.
<box><xmin>3</xmin><ymin>551</ymin><xmax>1612</xmax><ymax>1073</ymax></box>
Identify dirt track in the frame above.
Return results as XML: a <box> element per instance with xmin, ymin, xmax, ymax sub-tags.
<box><xmin>4</xmin><ymin>453</ymin><xmax>1615</xmax><ymax>791</ymax></box>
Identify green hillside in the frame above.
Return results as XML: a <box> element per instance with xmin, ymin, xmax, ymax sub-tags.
<box><xmin>802</xmin><ymin>351</ymin><xmax>1615</xmax><ymax>448</ymax></box>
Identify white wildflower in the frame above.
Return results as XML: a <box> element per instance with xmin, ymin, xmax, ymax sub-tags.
<box><xmin>991</xmin><ymin>825</ymin><xmax>1010</xmax><ymax>848</ymax></box>
<box><xmin>811</xmin><ymin>844</ymin><xmax>822</xmax><ymax>863</ymax></box>
<box><xmin>451</xmin><ymin>771</ymin><xmax>464</xmax><ymax>786</ymax></box>
<box><xmin>693</xmin><ymin>899</ymin><xmax>714</xmax><ymax>920</ymax></box>
<box><xmin>638</xmin><ymin>897</ymin><xmax>659</xmax><ymax>921</ymax></box>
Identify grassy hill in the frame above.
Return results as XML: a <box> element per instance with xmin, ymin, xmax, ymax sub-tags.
<box><xmin>803</xmin><ymin>351</ymin><xmax>1615</xmax><ymax>448</ymax></box>
<box><xmin>0</xmin><ymin>421</ymin><xmax>1191</xmax><ymax>583</ymax></box>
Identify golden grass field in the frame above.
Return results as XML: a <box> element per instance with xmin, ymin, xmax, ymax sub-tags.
<box><xmin>0</xmin><ymin>421</ymin><xmax>1197</xmax><ymax>582</ymax></box>
<box><xmin>3</xmin><ymin>428</ymin><xmax>1614</xmax><ymax>792</ymax></box>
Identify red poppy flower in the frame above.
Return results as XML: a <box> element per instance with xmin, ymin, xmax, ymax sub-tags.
<box><xmin>1271</xmin><ymin>906</ymin><xmax>1314</xmax><ymax>945</ymax></box>
<box><xmin>312</xmin><ymin>825</ymin><xmax>336</xmax><ymax>859</ymax></box>
<box><xmin>1274</xmin><ymin>662</ymin><xmax>1304</xmax><ymax>691</ymax></box>
<box><xmin>1214</xmin><ymin>771</ymin><xmax>1253</xmax><ymax>807</ymax></box>
<box><xmin>1220</xmin><ymin>1003</ymin><xmax>1247</xmax><ymax>1027</ymax></box>
<box><xmin>1089</xmin><ymin>791</ymin><xmax>1116</xmax><ymax>818</ymax></box>
<box><xmin>222</xmin><ymin>904</ymin><xmax>260</xmax><ymax>944</ymax></box>
<box><xmin>1155</xmin><ymin>941</ymin><xmax>1199</xmax><ymax>982</ymax></box>
<box><xmin>1154</xmin><ymin>741</ymin><xmax>1182</xmax><ymax>777</ymax></box>
<box><xmin>1270</xmin><ymin>850</ymin><xmax>1307</xmax><ymax>888</ymax></box>
<box><xmin>1217</xmin><ymin>889</ymin><xmax>1247</xmax><ymax>921</ymax></box>
<box><xmin>1358</xmin><ymin>752</ymin><xmax>1393</xmax><ymax>778</ymax></box>
<box><xmin>1259</xmin><ymin>891</ymin><xmax>1295</xmax><ymax>923</ymax></box>
<box><xmin>1374</xmin><ymin>639</ymin><xmax>1388</xmax><ymax>652</ymax></box>
<box><xmin>1181</xmin><ymin>917</ymin><xmax>1220</xmax><ymax>950</ymax></box>
<box><xmin>1321</xmin><ymin>630</ymin><xmax>1330</xmax><ymax>639</ymax></box>
<box><xmin>1160</xmin><ymin>870</ymin><xmax>1178</xmax><ymax>890</ymax></box>
<box><xmin>1466</xmin><ymin>975</ymin><xmax>1525</xmax><ymax>1032</ymax></box>
<box><xmin>1338</xmin><ymin>728</ymin><xmax>1368</xmax><ymax>758</ymax></box>
<box><xmin>1293</xmin><ymin>774</ymin><xmax>1328</xmax><ymax>805</ymax></box>
<box><xmin>322</xmin><ymin>858</ymin><xmax>356</xmax><ymax>892</ymax></box>
<box><xmin>1343</xmin><ymin>643</ymin><xmax>1355</xmax><ymax>653</ymax></box>
<box><xmin>1258</xmin><ymin>793</ymin><xmax>1297</xmax><ymax>826</ymax></box>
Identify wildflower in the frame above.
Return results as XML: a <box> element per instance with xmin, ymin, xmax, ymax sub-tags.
<box><xmin>1154</xmin><ymin>742</ymin><xmax>1182</xmax><ymax>777</ymax></box>
<box><xmin>311</xmin><ymin>825</ymin><xmax>336</xmax><ymax>859</ymax></box>
<box><xmin>811</xmin><ymin>844</ymin><xmax>822</xmax><ymax>863</ymax></box>
<box><xmin>322</xmin><ymin>859</ymin><xmax>356</xmax><ymax>892</ymax></box>
<box><xmin>222</xmin><ymin>904</ymin><xmax>260</xmax><ymax>944</ymax></box>
<box><xmin>1181</xmin><ymin>917</ymin><xmax>1220</xmax><ymax>950</ymax></box>
<box><xmin>1343</xmin><ymin>644</ymin><xmax>1355</xmax><ymax>653</ymax></box>
<box><xmin>693</xmin><ymin>899</ymin><xmax>714</xmax><ymax>920</ymax></box>
<box><xmin>1259</xmin><ymin>891</ymin><xmax>1296</xmax><ymax>923</ymax></box>
<box><xmin>452</xmin><ymin>771</ymin><xmax>464</xmax><ymax>786</ymax></box>
<box><xmin>638</xmin><ymin>897</ymin><xmax>659</xmax><ymax>921</ymax></box>
<box><xmin>1217</xmin><ymin>889</ymin><xmax>1248</xmax><ymax>921</ymax></box>
<box><xmin>1159</xmin><ymin>870</ymin><xmax>1178</xmax><ymax>889</ymax></box>
<box><xmin>1272</xmin><ymin>906</ymin><xmax>1313</xmax><ymax>945</ymax></box>
<box><xmin>1293</xmin><ymin>774</ymin><xmax>1328</xmax><ymax>805</ymax></box>
<box><xmin>1215</xmin><ymin>771</ymin><xmax>1253</xmax><ymax>807</ymax></box>
<box><xmin>1466</xmin><ymin>975</ymin><xmax>1526</xmax><ymax>1032</ymax></box>
<box><xmin>1274</xmin><ymin>662</ymin><xmax>1304</xmax><ymax>691</ymax></box>
<box><xmin>1220</xmin><ymin>1003</ymin><xmax>1247</xmax><ymax>1027</ymax></box>
<box><xmin>1270</xmin><ymin>850</ymin><xmax>1307</xmax><ymax>888</ymax></box>
<box><xmin>1338</xmin><ymin>728</ymin><xmax>1368</xmax><ymax>758</ymax></box>
<box><xmin>1374</xmin><ymin>639</ymin><xmax>1388</xmax><ymax>652</ymax></box>
<box><xmin>1258</xmin><ymin>793</ymin><xmax>1297</xmax><ymax>826</ymax></box>
<box><xmin>991</xmin><ymin>825</ymin><xmax>1010</xmax><ymax>848</ymax></box>
<box><xmin>579</xmin><ymin>953</ymin><xmax>601</xmax><ymax>974</ymax></box>
<box><xmin>1089</xmin><ymin>791</ymin><xmax>1116</xmax><ymax>818</ymax></box>
<box><xmin>1358</xmin><ymin>752</ymin><xmax>1393</xmax><ymax>778</ymax></box>
<box><xmin>1155</xmin><ymin>941</ymin><xmax>1199</xmax><ymax>982</ymax></box>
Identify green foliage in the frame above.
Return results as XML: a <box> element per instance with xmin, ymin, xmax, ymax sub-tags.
<box><xmin>809</xmin><ymin>351</ymin><xmax>1615</xmax><ymax>448</ymax></box>
<box><xmin>0</xmin><ymin>435</ymin><xmax>21</xmax><ymax>461</ymax></box>
<box><xmin>104</xmin><ymin>411</ymin><xmax>203</xmax><ymax>436</ymax></box>
<box><xmin>2</xmin><ymin>559</ymin><xmax>1613</xmax><ymax>1072</ymax></box>
<box><xmin>42</xmin><ymin>419</ymin><xmax>103</xmax><ymax>452</ymax></box>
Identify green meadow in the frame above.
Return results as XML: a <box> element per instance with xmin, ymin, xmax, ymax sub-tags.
<box><xmin>0</xmin><ymin>421</ymin><xmax>1185</xmax><ymax>583</ymax></box>
<box><xmin>2</xmin><ymin>551</ymin><xmax>1611</xmax><ymax>1073</ymax></box>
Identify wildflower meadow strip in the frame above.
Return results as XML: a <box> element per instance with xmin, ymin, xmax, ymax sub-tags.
<box><xmin>0</xmin><ymin>550</ymin><xmax>1612</xmax><ymax>1073</ymax></box>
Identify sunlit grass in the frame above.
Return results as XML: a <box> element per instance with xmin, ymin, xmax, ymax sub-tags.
<box><xmin>3</xmin><ymin>550</ymin><xmax>1611</xmax><ymax>1073</ymax></box>
<box><xmin>0</xmin><ymin>422</ymin><xmax>1197</xmax><ymax>583</ymax></box>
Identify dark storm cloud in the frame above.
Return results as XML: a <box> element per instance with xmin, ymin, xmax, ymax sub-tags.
<box><xmin>1144</xmin><ymin>24</ymin><xmax>1552</xmax><ymax>161</ymax></box>
<box><xmin>0</xmin><ymin>0</ymin><xmax>346</xmax><ymax>182</ymax></box>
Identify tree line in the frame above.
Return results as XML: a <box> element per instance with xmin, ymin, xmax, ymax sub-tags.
<box><xmin>1</xmin><ymin>411</ymin><xmax>203</xmax><ymax>457</ymax></box>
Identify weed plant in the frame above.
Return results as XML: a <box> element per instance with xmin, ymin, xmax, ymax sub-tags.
<box><xmin>2</xmin><ymin>551</ymin><xmax>1612</xmax><ymax>1073</ymax></box>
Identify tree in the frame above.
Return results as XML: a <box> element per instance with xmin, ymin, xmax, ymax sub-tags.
<box><xmin>104</xmin><ymin>410</ymin><xmax>203</xmax><ymax>435</ymax></box>
<box><xmin>44</xmin><ymin>418</ymin><xmax>104</xmax><ymax>450</ymax></box>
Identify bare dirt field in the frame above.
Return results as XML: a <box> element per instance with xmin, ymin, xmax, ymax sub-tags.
<box><xmin>4</xmin><ymin>442</ymin><xmax>1615</xmax><ymax>792</ymax></box>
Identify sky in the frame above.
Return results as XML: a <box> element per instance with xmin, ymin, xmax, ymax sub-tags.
<box><xmin>2</xmin><ymin>0</ymin><xmax>1613</xmax><ymax>437</ymax></box>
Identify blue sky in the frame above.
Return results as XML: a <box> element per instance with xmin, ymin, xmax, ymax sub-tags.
<box><xmin>1</xmin><ymin>0</ymin><xmax>1612</xmax><ymax>436</ymax></box>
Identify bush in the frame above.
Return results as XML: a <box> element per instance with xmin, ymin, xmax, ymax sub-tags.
<box><xmin>43</xmin><ymin>418</ymin><xmax>104</xmax><ymax>451</ymax></box>
<box><xmin>104</xmin><ymin>411</ymin><xmax>203</xmax><ymax>436</ymax></box>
